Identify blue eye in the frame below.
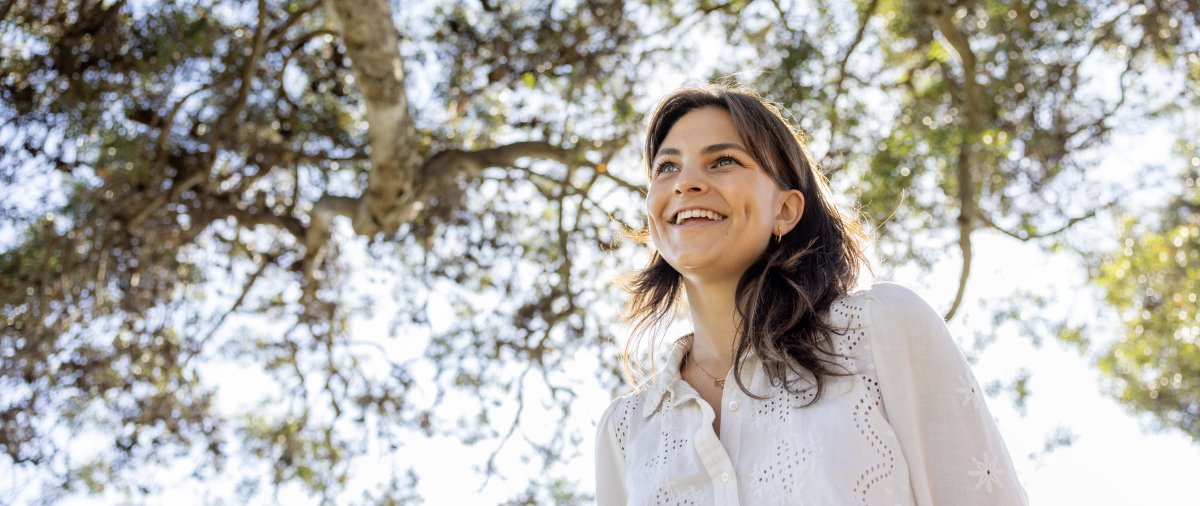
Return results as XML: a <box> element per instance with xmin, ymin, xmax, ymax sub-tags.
<box><xmin>653</xmin><ymin>161</ymin><xmax>679</xmax><ymax>175</ymax></box>
<box><xmin>653</xmin><ymin>155</ymin><xmax>743</xmax><ymax>177</ymax></box>
<box><xmin>713</xmin><ymin>156</ymin><xmax>745</xmax><ymax>168</ymax></box>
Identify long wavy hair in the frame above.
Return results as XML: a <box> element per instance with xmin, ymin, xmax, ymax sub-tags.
<box><xmin>622</xmin><ymin>82</ymin><xmax>869</xmax><ymax>402</ymax></box>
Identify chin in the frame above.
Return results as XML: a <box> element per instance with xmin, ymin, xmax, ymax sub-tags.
<box><xmin>662</xmin><ymin>250</ymin><xmax>715</xmax><ymax>269</ymax></box>
<box><xmin>665</xmin><ymin>256</ymin><xmax>736</xmax><ymax>279</ymax></box>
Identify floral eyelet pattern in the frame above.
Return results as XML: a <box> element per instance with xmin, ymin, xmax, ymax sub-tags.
<box><xmin>595</xmin><ymin>284</ymin><xmax>1028</xmax><ymax>506</ymax></box>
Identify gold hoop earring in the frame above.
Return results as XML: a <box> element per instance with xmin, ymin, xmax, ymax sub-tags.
<box><xmin>775</xmin><ymin>226</ymin><xmax>782</xmax><ymax>244</ymax></box>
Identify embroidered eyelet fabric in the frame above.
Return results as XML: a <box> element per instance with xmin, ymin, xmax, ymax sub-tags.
<box><xmin>595</xmin><ymin>283</ymin><xmax>1029</xmax><ymax>505</ymax></box>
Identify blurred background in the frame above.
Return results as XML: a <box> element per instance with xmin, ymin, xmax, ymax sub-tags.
<box><xmin>1</xmin><ymin>0</ymin><xmax>1197</xmax><ymax>504</ymax></box>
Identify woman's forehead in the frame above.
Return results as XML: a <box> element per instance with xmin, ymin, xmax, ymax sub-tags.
<box><xmin>656</xmin><ymin>107</ymin><xmax>742</xmax><ymax>154</ymax></box>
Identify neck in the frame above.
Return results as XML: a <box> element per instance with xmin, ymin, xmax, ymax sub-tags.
<box><xmin>682</xmin><ymin>275</ymin><xmax>741</xmax><ymax>364</ymax></box>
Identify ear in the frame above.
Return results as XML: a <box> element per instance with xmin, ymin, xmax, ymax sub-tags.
<box><xmin>774</xmin><ymin>189</ymin><xmax>805</xmax><ymax>234</ymax></box>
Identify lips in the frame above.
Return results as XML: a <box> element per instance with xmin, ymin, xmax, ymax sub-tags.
<box><xmin>672</xmin><ymin>208</ymin><xmax>728</xmax><ymax>225</ymax></box>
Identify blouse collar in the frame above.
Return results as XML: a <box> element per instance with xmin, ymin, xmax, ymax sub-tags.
<box><xmin>640</xmin><ymin>336</ymin><xmax>690</xmax><ymax>419</ymax></box>
<box><xmin>640</xmin><ymin>335</ymin><xmax>762</xmax><ymax>419</ymax></box>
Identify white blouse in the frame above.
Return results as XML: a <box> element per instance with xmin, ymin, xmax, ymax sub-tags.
<box><xmin>595</xmin><ymin>283</ymin><xmax>1028</xmax><ymax>505</ymax></box>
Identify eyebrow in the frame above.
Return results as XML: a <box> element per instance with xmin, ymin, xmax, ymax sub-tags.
<box><xmin>653</xmin><ymin>143</ymin><xmax>749</xmax><ymax>160</ymax></box>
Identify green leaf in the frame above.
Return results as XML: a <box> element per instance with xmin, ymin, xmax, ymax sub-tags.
<box><xmin>927</xmin><ymin>38</ymin><xmax>951</xmax><ymax>64</ymax></box>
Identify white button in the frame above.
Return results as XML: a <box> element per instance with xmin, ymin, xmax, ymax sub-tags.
<box><xmin>728</xmin><ymin>401</ymin><xmax>740</xmax><ymax>412</ymax></box>
<box><xmin>721</xmin><ymin>472</ymin><xmax>730</xmax><ymax>482</ymax></box>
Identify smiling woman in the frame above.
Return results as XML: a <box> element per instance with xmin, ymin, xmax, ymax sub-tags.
<box><xmin>647</xmin><ymin>108</ymin><xmax>797</xmax><ymax>281</ymax></box>
<box><xmin>595</xmin><ymin>83</ymin><xmax>1029</xmax><ymax>505</ymax></box>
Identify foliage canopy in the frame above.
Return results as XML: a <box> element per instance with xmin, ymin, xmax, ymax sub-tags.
<box><xmin>1</xmin><ymin>0</ymin><xmax>1198</xmax><ymax>502</ymax></box>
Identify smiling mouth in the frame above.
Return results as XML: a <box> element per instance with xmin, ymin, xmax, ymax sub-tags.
<box><xmin>673</xmin><ymin>209</ymin><xmax>728</xmax><ymax>225</ymax></box>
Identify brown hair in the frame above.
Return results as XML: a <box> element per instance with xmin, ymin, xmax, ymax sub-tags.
<box><xmin>622</xmin><ymin>81</ymin><xmax>869</xmax><ymax>402</ymax></box>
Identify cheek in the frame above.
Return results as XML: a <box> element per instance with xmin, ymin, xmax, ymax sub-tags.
<box><xmin>645</xmin><ymin>192</ymin><xmax>666</xmax><ymax>236</ymax></box>
<box><xmin>647</xmin><ymin>185</ymin><xmax>671</xmax><ymax>219</ymax></box>
<box><xmin>740</xmin><ymin>197</ymin><xmax>776</xmax><ymax>238</ymax></box>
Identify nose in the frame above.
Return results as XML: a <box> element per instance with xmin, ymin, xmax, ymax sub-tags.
<box><xmin>672</xmin><ymin>164</ymin><xmax>709</xmax><ymax>195</ymax></box>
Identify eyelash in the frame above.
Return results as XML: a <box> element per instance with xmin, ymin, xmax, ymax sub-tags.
<box><xmin>652</xmin><ymin>155</ymin><xmax>744</xmax><ymax>176</ymax></box>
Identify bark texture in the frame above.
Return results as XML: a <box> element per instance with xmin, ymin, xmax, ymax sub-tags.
<box><xmin>323</xmin><ymin>0</ymin><xmax>424</xmax><ymax>237</ymax></box>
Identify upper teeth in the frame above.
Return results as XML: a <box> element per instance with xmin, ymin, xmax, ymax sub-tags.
<box><xmin>675</xmin><ymin>209</ymin><xmax>726</xmax><ymax>225</ymax></box>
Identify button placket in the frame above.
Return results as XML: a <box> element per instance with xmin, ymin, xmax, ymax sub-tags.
<box><xmin>718</xmin><ymin>364</ymin><xmax>750</xmax><ymax>465</ymax></box>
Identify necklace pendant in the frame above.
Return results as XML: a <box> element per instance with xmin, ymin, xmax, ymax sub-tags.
<box><xmin>714</xmin><ymin>379</ymin><xmax>725</xmax><ymax>389</ymax></box>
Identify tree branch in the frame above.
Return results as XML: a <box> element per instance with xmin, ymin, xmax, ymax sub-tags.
<box><xmin>767</xmin><ymin>0</ymin><xmax>797</xmax><ymax>33</ymax></box>
<box><xmin>302</xmin><ymin>195</ymin><xmax>358</xmax><ymax>285</ymax></box>
<box><xmin>324</xmin><ymin>0</ymin><xmax>424</xmax><ymax>236</ymax></box>
<box><xmin>267</xmin><ymin>0</ymin><xmax>322</xmax><ymax>43</ymax></box>
<box><xmin>276</xmin><ymin>28</ymin><xmax>340</xmax><ymax>112</ymax></box>
<box><xmin>698</xmin><ymin>0</ymin><xmax>746</xmax><ymax>15</ymax></box>
<box><xmin>478</xmin><ymin>363</ymin><xmax>533</xmax><ymax>489</ymax></box>
<box><xmin>152</xmin><ymin>83</ymin><xmax>215</xmax><ymax>170</ymax></box>
<box><xmin>919</xmin><ymin>0</ymin><xmax>984</xmax><ymax>131</ymax></box>
<box><xmin>0</xmin><ymin>0</ymin><xmax>15</xmax><ymax>23</ymax></box>
<box><xmin>980</xmin><ymin>205</ymin><xmax>1107</xmax><ymax>241</ymax></box>
<box><xmin>185</xmin><ymin>251</ymin><xmax>279</xmax><ymax>369</ymax></box>
<box><xmin>130</xmin><ymin>0</ymin><xmax>269</xmax><ymax>233</ymax></box>
<box><xmin>918</xmin><ymin>0</ymin><xmax>985</xmax><ymax>321</ymax></box>
<box><xmin>946</xmin><ymin>137</ymin><xmax>973</xmax><ymax>322</ymax></box>
<box><xmin>225</xmin><ymin>201</ymin><xmax>307</xmax><ymax>239</ymax></box>
<box><xmin>417</xmin><ymin>140</ymin><xmax>621</xmax><ymax>201</ymax></box>
<box><xmin>217</xmin><ymin>0</ymin><xmax>270</xmax><ymax>139</ymax></box>
<box><xmin>825</xmin><ymin>0</ymin><xmax>880</xmax><ymax>161</ymax></box>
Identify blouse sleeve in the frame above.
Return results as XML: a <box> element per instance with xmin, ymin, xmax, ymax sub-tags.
<box><xmin>864</xmin><ymin>283</ymin><xmax>1028</xmax><ymax>505</ymax></box>
<box><xmin>594</xmin><ymin>398</ymin><xmax>629</xmax><ymax>506</ymax></box>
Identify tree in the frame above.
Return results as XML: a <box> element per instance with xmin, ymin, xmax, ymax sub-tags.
<box><xmin>700</xmin><ymin>0</ymin><xmax>1199</xmax><ymax>435</ymax></box>
<box><xmin>1</xmin><ymin>0</ymin><xmax>657</xmax><ymax>501</ymax></box>
<box><xmin>1093</xmin><ymin>148</ymin><xmax>1200</xmax><ymax>439</ymax></box>
<box><xmin>2</xmin><ymin>0</ymin><xmax>1198</xmax><ymax>503</ymax></box>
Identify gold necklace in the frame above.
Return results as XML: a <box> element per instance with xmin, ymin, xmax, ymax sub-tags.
<box><xmin>687</xmin><ymin>350</ymin><xmax>726</xmax><ymax>389</ymax></box>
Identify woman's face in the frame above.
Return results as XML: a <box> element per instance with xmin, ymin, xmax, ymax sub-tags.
<box><xmin>646</xmin><ymin>106</ymin><xmax>800</xmax><ymax>283</ymax></box>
